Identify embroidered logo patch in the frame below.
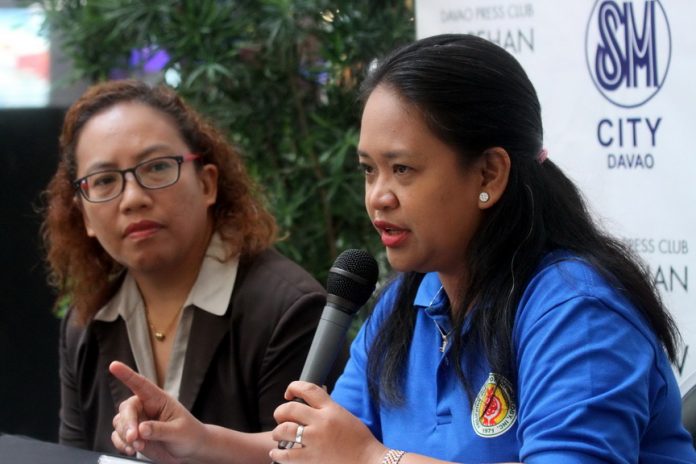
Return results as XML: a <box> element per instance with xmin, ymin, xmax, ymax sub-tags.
<box><xmin>471</xmin><ymin>373</ymin><xmax>517</xmax><ymax>437</ymax></box>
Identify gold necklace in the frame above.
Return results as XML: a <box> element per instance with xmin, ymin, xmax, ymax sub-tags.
<box><xmin>145</xmin><ymin>305</ymin><xmax>184</xmax><ymax>342</ymax></box>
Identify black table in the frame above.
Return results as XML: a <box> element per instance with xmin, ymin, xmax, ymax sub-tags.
<box><xmin>0</xmin><ymin>434</ymin><xmax>143</xmax><ymax>463</ymax></box>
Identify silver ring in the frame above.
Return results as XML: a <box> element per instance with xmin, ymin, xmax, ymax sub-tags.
<box><xmin>295</xmin><ymin>424</ymin><xmax>305</xmax><ymax>447</ymax></box>
<box><xmin>277</xmin><ymin>439</ymin><xmax>293</xmax><ymax>449</ymax></box>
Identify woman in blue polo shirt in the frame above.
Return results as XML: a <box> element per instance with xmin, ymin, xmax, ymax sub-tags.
<box><xmin>108</xmin><ymin>34</ymin><xmax>696</xmax><ymax>464</ymax></box>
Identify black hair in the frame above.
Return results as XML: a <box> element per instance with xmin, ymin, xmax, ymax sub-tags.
<box><xmin>361</xmin><ymin>34</ymin><xmax>680</xmax><ymax>406</ymax></box>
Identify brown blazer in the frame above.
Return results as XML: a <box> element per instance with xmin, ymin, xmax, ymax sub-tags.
<box><xmin>58</xmin><ymin>248</ymin><xmax>345</xmax><ymax>453</ymax></box>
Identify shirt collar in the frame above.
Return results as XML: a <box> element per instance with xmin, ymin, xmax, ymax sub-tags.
<box><xmin>413</xmin><ymin>272</ymin><xmax>448</xmax><ymax>314</ymax></box>
<box><xmin>94</xmin><ymin>232</ymin><xmax>239</xmax><ymax>322</ymax></box>
<box><xmin>185</xmin><ymin>233</ymin><xmax>238</xmax><ymax>316</ymax></box>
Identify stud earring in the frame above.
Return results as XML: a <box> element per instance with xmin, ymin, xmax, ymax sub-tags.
<box><xmin>479</xmin><ymin>192</ymin><xmax>490</xmax><ymax>203</ymax></box>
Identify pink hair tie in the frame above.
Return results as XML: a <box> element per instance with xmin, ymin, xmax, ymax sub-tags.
<box><xmin>537</xmin><ymin>148</ymin><xmax>548</xmax><ymax>164</ymax></box>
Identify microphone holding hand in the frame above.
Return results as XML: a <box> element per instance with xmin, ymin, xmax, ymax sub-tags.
<box><xmin>277</xmin><ymin>248</ymin><xmax>378</xmax><ymax>452</ymax></box>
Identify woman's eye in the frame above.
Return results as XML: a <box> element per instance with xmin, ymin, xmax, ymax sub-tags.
<box><xmin>393</xmin><ymin>164</ymin><xmax>411</xmax><ymax>174</ymax></box>
<box><xmin>358</xmin><ymin>163</ymin><xmax>374</xmax><ymax>175</ymax></box>
<box><xmin>145</xmin><ymin>160</ymin><xmax>173</xmax><ymax>173</ymax></box>
<box><xmin>92</xmin><ymin>173</ymin><xmax>118</xmax><ymax>187</ymax></box>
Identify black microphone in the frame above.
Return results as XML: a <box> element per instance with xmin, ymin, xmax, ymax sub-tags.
<box><xmin>277</xmin><ymin>249</ymin><xmax>378</xmax><ymax>452</ymax></box>
<box><xmin>299</xmin><ymin>248</ymin><xmax>378</xmax><ymax>385</ymax></box>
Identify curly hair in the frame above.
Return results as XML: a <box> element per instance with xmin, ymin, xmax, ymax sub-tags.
<box><xmin>42</xmin><ymin>79</ymin><xmax>277</xmax><ymax>325</ymax></box>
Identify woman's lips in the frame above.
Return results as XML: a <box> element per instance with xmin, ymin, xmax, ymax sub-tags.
<box><xmin>374</xmin><ymin>220</ymin><xmax>409</xmax><ymax>247</ymax></box>
<box><xmin>123</xmin><ymin>220</ymin><xmax>163</xmax><ymax>239</ymax></box>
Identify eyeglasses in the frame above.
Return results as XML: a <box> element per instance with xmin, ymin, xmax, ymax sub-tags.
<box><xmin>73</xmin><ymin>154</ymin><xmax>200</xmax><ymax>203</ymax></box>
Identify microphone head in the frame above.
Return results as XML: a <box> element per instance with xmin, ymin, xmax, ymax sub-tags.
<box><xmin>326</xmin><ymin>249</ymin><xmax>378</xmax><ymax>313</ymax></box>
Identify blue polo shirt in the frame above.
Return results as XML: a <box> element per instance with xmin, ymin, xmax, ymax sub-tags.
<box><xmin>331</xmin><ymin>254</ymin><xmax>696</xmax><ymax>463</ymax></box>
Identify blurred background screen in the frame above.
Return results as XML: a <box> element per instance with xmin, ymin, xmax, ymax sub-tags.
<box><xmin>0</xmin><ymin>5</ymin><xmax>50</xmax><ymax>108</ymax></box>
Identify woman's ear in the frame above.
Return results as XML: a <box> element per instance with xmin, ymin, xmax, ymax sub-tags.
<box><xmin>73</xmin><ymin>196</ymin><xmax>96</xmax><ymax>237</ymax></box>
<box><xmin>199</xmin><ymin>164</ymin><xmax>219</xmax><ymax>207</ymax></box>
<box><xmin>478</xmin><ymin>147</ymin><xmax>511</xmax><ymax>209</ymax></box>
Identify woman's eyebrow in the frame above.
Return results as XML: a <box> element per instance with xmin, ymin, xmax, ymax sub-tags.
<box><xmin>81</xmin><ymin>144</ymin><xmax>174</xmax><ymax>174</ymax></box>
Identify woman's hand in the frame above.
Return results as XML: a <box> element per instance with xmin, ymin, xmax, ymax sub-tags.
<box><xmin>269</xmin><ymin>381</ymin><xmax>387</xmax><ymax>464</ymax></box>
<box><xmin>109</xmin><ymin>361</ymin><xmax>207</xmax><ymax>463</ymax></box>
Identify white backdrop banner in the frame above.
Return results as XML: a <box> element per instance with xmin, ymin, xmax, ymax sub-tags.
<box><xmin>415</xmin><ymin>0</ymin><xmax>695</xmax><ymax>394</ymax></box>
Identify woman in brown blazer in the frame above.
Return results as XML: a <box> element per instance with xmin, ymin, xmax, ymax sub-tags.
<box><xmin>42</xmin><ymin>80</ymin><xmax>338</xmax><ymax>453</ymax></box>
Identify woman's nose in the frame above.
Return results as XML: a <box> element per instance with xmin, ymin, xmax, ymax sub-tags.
<box><xmin>366</xmin><ymin>179</ymin><xmax>398</xmax><ymax>211</ymax></box>
<box><xmin>119</xmin><ymin>172</ymin><xmax>153</xmax><ymax>211</ymax></box>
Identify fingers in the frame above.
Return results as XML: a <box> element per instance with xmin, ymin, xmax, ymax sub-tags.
<box><xmin>272</xmin><ymin>421</ymin><xmax>307</xmax><ymax>446</ymax></box>
<box><xmin>274</xmin><ymin>399</ymin><xmax>309</xmax><ymax>427</ymax></box>
<box><xmin>110</xmin><ymin>361</ymin><xmax>172</xmax><ymax>422</ymax></box>
<box><xmin>137</xmin><ymin>418</ymin><xmax>180</xmax><ymax>443</ymax></box>
<box><xmin>274</xmin><ymin>382</ymin><xmax>334</xmax><ymax>434</ymax></box>
<box><xmin>111</xmin><ymin>410</ymin><xmax>185</xmax><ymax>459</ymax></box>
<box><xmin>283</xmin><ymin>381</ymin><xmax>330</xmax><ymax>406</ymax></box>
<box><xmin>109</xmin><ymin>361</ymin><xmax>166</xmax><ymax>408</ymax></box>
<box><xmin>269</xmin><ymin>446</ymin><xmax>303</xmax><ymax>463</ymax></box>
<box><xmin>112</xmin><ymin>395</ymin><xmax>144</xmax><ymax>446</ymax></box>
<box><xmin>269</xmin><ymin>425</ymin><xmax>307</xmax><ymax>464</ymax></box>
<box><xmin>111</xmin><ymin>429</ymin><xmax>137</xmax><ymax>456</ymax></box>
<box><xmin>109</xmin><ymin>361</ymin><xmax>139</xmax><ymax>389</ymax></box>
<box><xmin>109</xmin><ymin>363</ymin><xmax>173</xmax><ymax>451</ymax></box>
<box><xmin>115</xmin><ymin>410</ymin><xmax>185</xmax><ymax>446</ymax></box>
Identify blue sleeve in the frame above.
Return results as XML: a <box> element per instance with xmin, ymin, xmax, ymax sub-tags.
<box><xmin>514</xmin><ymin>263</ymin><xmax>663</xmax><ymax>464</ymax></box>
<box><xmin>331</xmin><ymin>280</ymin><xmax>400</xmax><ymax>440</ymax></box>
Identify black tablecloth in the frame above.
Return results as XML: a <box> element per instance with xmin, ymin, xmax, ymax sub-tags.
<box><xmin>0</xmin><ymin>434</ymin><xmax>143</xmax><ymax>463</ymax></box>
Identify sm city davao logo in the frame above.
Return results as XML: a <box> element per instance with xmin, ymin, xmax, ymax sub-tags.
<box><xmin>585</xmin><ymin>0</ymin><xmax>671</xmax><ymax>108</ymax></box>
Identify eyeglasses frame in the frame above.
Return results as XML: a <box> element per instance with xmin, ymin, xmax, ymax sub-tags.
<box><xmin>72</xmin><ymin>153</ymin><xmax>201</xmax><ymax>203</ymax></box>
